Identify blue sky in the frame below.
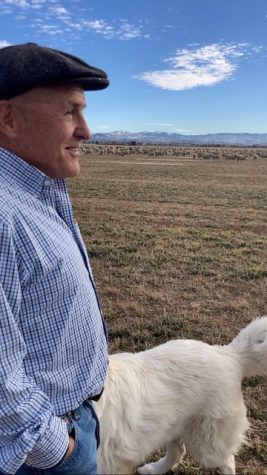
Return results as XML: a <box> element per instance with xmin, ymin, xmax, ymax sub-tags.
<box><xmin>1</xmin><ymin>0</ymin><xmax>267</xmax><ymax>135</ymax></box>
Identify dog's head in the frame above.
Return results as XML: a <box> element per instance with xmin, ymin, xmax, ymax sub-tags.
<box><xmin>230</xmin><ymin>316</ymin><xmax>267</xmax><ymax>377</ymax></box>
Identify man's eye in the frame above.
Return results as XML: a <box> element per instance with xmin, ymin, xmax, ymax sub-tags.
<box><xmin>64</xmin><ymin>110</ymin><xmax>75</xmax><ymax>121</ymax></box>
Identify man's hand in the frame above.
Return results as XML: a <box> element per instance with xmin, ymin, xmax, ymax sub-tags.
<box><xmin>62</xmin><ymin>435</ymin><xmax>76</xmax><ymax>462</ymax></box>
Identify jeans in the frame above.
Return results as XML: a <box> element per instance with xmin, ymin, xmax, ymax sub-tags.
<box><xmin>1</xmin><ymin>400</ymin><xmax>100</xmax><ymax>475</ymax></box>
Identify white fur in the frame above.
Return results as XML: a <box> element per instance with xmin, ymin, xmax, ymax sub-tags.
<box><xmin>94</xmin><ymin>316</ymin><xmax>267</xmax><ymax>474</ymax></box>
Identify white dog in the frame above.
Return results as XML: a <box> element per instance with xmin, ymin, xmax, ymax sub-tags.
<box><xmin>94</xmin><ymin>316</ymin><xmax>267</xmax><ymax>474</ymax></box>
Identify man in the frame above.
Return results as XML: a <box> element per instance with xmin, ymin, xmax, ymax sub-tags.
<box><xmin>0</xmin><ymin>43</ymin><xmax>109</xmax><ymax>475</ymax></box>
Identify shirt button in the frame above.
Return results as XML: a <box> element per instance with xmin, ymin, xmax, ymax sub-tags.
<box><xmin>44</xmin><ymin>179</ymin><xmax>51</xmax><ymax>186</ymax></box>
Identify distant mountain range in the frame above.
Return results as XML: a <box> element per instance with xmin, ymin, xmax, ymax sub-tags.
<box><xmin>88</xmin><ymin>131</ymin><xmax>267</xmax><ymax>146</ymax></box>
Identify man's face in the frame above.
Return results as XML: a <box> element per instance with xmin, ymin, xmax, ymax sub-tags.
<box><xmin>10</xmin><ymin>85</ymin><xmax>91</xmax><ymax>178</ymax></box>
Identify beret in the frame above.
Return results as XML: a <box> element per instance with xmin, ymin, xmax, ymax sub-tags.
<box><xmin>0</xmin><ymin>42</ymin><xmax>109</xmax><ymax>99</ymax></box>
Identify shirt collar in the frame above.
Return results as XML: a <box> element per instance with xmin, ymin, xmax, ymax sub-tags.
<box><xmin>0</xmin><ymin>147</ymin><xmax>64</xmax><ymax>198</ymax></box>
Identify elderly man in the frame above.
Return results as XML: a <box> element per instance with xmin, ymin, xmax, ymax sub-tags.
<box><xmin>0</xmin><ymin>43</ymin><xmax>109</xmax><ymax>475</ymax></box>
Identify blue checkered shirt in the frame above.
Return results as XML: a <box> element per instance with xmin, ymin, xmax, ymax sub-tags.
<box><xmin>0</xmin><ymin>148</ymin><xmax>108</xmax><ymax>474</ymax></box>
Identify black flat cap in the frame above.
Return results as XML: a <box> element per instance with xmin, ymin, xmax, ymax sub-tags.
<box><xmin>0</xmin><ymin>42</ymin><xmax>109</xmax><ymax>100</ymax></box>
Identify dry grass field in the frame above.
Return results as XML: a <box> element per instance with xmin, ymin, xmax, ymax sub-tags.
<box><xmin>69</xmin><ymin>148</ymin><xmax>267</xmax><ymax>474</ymax></box>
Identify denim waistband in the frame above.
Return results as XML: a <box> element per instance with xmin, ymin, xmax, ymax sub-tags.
<box><xmin>62</xmin><ymin>388</ymin><xmax>103</xmax><ymax>420</ymax></box>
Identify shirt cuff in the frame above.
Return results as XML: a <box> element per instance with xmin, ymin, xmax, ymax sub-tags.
<box><xmin>26</xmin><ymin>415</ymin><xmax>69</xmax><ymax>469</ymax></box>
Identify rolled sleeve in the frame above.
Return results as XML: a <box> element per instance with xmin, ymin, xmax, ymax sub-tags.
<box><xmin>26</xmin><ymin>415</ymin><xmax>69</xmax><ymax>469</ymax></box>
<box><xmin>0</xmin><ymin>279</ymin><xmax>69</xmax><ymax>473</ymax></box>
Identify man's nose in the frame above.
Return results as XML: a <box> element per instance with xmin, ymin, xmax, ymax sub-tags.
<box><xmin>75</xmin><ymin>114</ymin><xmax>91</xmax><ymax>140</ymax></box>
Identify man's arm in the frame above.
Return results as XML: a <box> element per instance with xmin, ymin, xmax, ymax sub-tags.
<box><xmin>0</xmin><ymin>221</ymin><xmax>69</xmax><ymax>474</ymax></box>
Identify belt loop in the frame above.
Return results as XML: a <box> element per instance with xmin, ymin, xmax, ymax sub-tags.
<box><xmin>64</xmin><ymin>408</ymin><xmax>80</xmax><ymax>421</ymax></box>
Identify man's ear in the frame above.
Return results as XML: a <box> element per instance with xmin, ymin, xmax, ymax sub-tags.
<box><xmin>0</xmin><ymin>101</ymin><xmax>17</xmax><ymax>139</ymax></box>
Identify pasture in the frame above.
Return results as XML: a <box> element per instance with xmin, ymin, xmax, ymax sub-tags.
<box><xmin>69</xmin><ymin>147</ymin><xmax>267</xmax><ymax>474</ymax></box>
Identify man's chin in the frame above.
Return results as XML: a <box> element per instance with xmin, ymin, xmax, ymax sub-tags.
<box><xmin>61</xmin><ymin>156</ymin><xmax>81</xmax><ymax>178</ymax></box>
<box><xmin>67</xmin><ymin>163</ymin><xmax>81</xmax><ymax>178</ymax></box>
<box><xmin>52</xmin><ymin>163</ymin><xmax>80</xmax><ymax>179</ymax></box>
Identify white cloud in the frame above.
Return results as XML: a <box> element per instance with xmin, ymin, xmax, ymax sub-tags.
<box><xmin>4</xmin><ymin>0</ymin><xmax>30</xmax><ymax>6</ymax></box>
<box><xmin>174</xmin><ymin>128</ymin><xmax>192</xmax><ymax>133</ymax></box>
<box><xmin>146</xmin><ymin>123</ymin><xmax>192</xmax><ymax>133</ymax></box>
<box><xmin>81</xmin><ymin>18</ymin><xmax>148</xmax><ymax>40</ymax></box>
<box><xmin>147</xmin><ymin>122</ymin><xmax>173</xmax><ymax>127</ymax></box>
<box><xmin>0</xmin><ymin>40</ymin><xmax>12</xmax><ymax>48</ymax></box>
<box><xmin>40</xmin><ymin>24</ymin><xmax>63</xmax><ymax>35</ymax></box>
<box><xmin>82</xmin><ymin>19</ymin><xmax>114</xmax><ymax>37</ymax></box>
<box><xmin>31</xmin><ymin>3</ymin><xmax>45</xmax><ymax>8</ymax></box>
<box><xmin>137</xmin><ymin>43</ymin><xmax>248</xmax><ymax>91</ymax></box>
<box><xmin>49</xmin><ymin>6</ymin><xmax>69</xmax><ymax>16</ymax></box>
<box><xmin>86</xmin><ymin>19</ymin><xmax>107</xmax><ymax>30</ymax></box>
<box><xmin>251</xmin><ymin>45</ymin><xmax>263</xmax><ymax>53</ymax></box>
<box><xmin>0</xmin><ymin>8</ymin><xmax>13</xmax><ymax>14</ymax></box>
<box><xmin>1</xmin><ymin>0</ymin><xmax>150</xmax><ymax>41</ymax></box>
<box><xmin>3</xmin><ymin>0</ymin><xmax>68</xmax><ymax>11</ymax></box>
<box><xmin>117</xmin><ymin>20</ymin><xmax>143</xmax><ymax>40</ymax></box>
